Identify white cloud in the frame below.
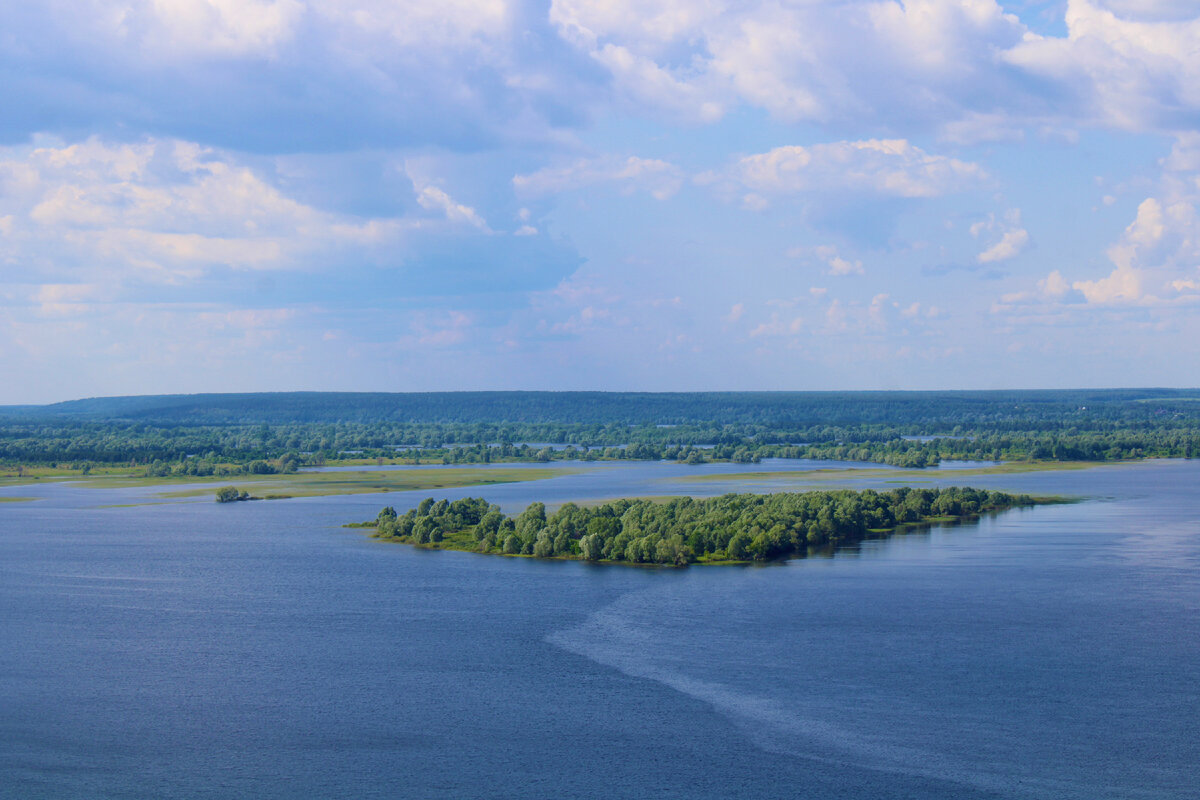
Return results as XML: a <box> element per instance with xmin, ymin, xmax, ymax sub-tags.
<box><xmin>978</xmin><ymin>228</ymin><xmax>1030</xmax><ymax>263</ymax></box>
<box><xmin>514</xmin><ymin>156</ymin><xmax>684</xmax><ymax>200</ymax></box>
<box><xmin>1001</xmin><ymin>188</ymin><xmax>1200</xmax><ymax>310</ymax></box>
<box><xmin>1162</xmin><ymin>132</ymin><xmax>1200</xmax><ymax>172</ymax></box>
<box><xmin>550</xmin><ymin>0</ymin><xmax>1028</xmax><ymax>128</ymax></box>
<box><xmin>1072</xmin><ymin>197</ymin><xmax>1166</xmax><ymax>304</ymax></box>
<box><xmin>972</xmin><ymin>208</ymin><xmax>1030</xmax><ymax>263</ymax></box>
<box><xmin>1073</xmin><ymin>265</ymin><xmax>1142</xmax><ymax>304</ymax></box>
<box><xmin>1005</xmin><ymin>0</ymin><xmax>1200</xmax><ymax>131</ymax></box>
<box><xmin>797</xmin><ymin>244</ymin><xmax>866</xmax><ymax>276</ymax></box>
<box><xmin>552</xmin><ymin>0</ymin><xmax>1200</xmax><ymax>138</ymax></box>
<box><xmin>141</xmin><ymin>0</ymin><xmax>304</xmax><ymax>57</ymax></box>
<box><xmin>414</xmin><ymin>182</ymin><xmax>490</xmax><ymax>230</ymax></box>
<box><xmin>55</xmin><ymin>0</ymin><xmax>512</xmax><ymax>60</ymax></box>
<box><xmin>827</xmin><ymin>256</ymin><xmax>862</xmax><ymax>276</ymax></box>
<box><xmin>317</xmin><ymin>0</ymin><xmax>510</xmax><ymax>48</ymax></box>
<box><xmin>722</xmin><ymin>139</ymin><xmax>985</xmax><ymax>202</ymax></box>
<box><xmin>1039</xmin><ymin>270</ymin><xmax>1072</xmax><ymax>298</ymax></box>
<box><xmin>0</xmin><ymin>136</ymin><xmax>462</xmax><ymax>290</ymax></box>
<box><xmin>0</xmin><ymin>1</ymin><xmax>575</xmax><ymax>155</ymax></box>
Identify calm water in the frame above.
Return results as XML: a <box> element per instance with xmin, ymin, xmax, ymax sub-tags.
<box><xmin>2</xmin><ymin>459</ymin><xmax>1198</xmax><ymax>798</ymax></box>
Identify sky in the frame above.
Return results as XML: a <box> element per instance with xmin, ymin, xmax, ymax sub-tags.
<box><xmin>3</xmin><ymin>0</ymin><xmax>1200</xmax><ymax>402</ymax></box>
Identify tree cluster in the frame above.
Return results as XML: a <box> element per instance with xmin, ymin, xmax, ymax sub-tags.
<box><xmin>370</xmin><ymin>487</ymin><xmax>1037</xmax><ymax>565</ymax></box>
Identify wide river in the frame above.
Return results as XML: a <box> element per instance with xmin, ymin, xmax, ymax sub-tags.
<box><xmin>2</xmin><ymin>458</ymin><xmax>1198</xmax><ymax>799</ymax></box>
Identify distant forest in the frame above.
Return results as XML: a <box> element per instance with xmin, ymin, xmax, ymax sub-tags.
<box><xmin>2</xmin><ymin>390</ymin><xmax>1199</xmax><ymax>473</ymax></box>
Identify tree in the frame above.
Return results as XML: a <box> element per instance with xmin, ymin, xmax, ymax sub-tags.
<box><xmin>515</xmin><ymin>502</ymin><xmax>547</xmax><ymax>538</ymax></box>
<box><xmin>215</xmin><ymin>486</ymin><xmax>240</xmax><ymax>503</ymax></box>
<box><xmin>579</xmin><ymin>534</ymin><xmax>601</xmax><ymax>560</ymax></box>
<box><xmin>726</xmin><ymin>532</ymin><xmax>751</xmax><ymax>560</ymax></box>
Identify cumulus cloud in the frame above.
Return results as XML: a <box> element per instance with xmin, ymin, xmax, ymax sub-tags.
<box><xmin>972</xmin><ymin>209</ymin><xmax>1029</xmax><ymax>263</ymax></box>
<box><xmin>514</xmin><ymin>155</ymin><xmax>685</xmax><ymax>200</ymax></box>
<box><xmin>1039</xmin><ymin>270</ymin><xmax>1072</xmax><ymax>298</ymax></box>
<box><xmin>549</xmin><ymin>0</ymin><xmax>1200</xmax><ymax>139</ymax></box>
<box><xmin>133</xmin><ymin>0</ymin><xmax>305</xmax><ymax>57</ymax></box>
<box><xmin>978</xmin><ymin>228</ymin><xmax>1030</xmax><ymax>263</ymax></box>
<box><xmin>0</xmin><ymin>135</ymin><xmax>590</xmax><ymax>318</ymax></box>
<box><xmin>1073</xmin><ymin>264</ymin><xmax>1142</xmax><ymax>304</ymax></box>
<box><xmin>999</xmin><ymin>188</ymin><xmax>1200</xmax><ymax>311</ymax></box>
<box><xmin>0</xmin><ymin>137</ymin><xmax>421</xmax><ymax>284</ymax></box>
<box><xmin>1005</xmin><ymin>0</ymin><xmax>1200</xmax><ymax>131</ymax></box>
<box><xmin>1072</xmin><ymin>197</ymin><xmax>1166</xmax><ymax>304</ymax></box>
<box><xmin>717</xmin><ymin>139</ymin><xmax>985</xmax><ymax>203</ymax></box>
<box><xmin>550</xmin><ymin>0</ymin><xmax>1029</xmax><ymax>129</ymax></box>
<box><xmin>0</xmin><ymin>1</ymin><xmax>586</xmax><ymax>152</ymax></box>
<box><xmin>4</xmin><ymin>0</ymin><xmax>1200</xmax><ymax>162</ymax></box>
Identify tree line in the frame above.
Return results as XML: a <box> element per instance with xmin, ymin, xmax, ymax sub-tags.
<box><xmin>3</xmin><ymin>389</ymin><xmax>1200</xmax><ymax>472</ymax></box>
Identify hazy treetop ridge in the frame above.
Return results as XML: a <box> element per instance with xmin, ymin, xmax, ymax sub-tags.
<box><xmin>3</xmin><ymin>389</ymin><xmax>1199</xmax><ymax>426</ymax></box>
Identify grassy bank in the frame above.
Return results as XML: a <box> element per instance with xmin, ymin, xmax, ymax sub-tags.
<box><xmin>675</xmin><ymin>460</ymin><xmax>1112</xmax><ymax>486</ymax></box>
<box><xmin>163</xmin><ymin>466</ymin><xmax>580</xmax><ymax>500</ymax></box>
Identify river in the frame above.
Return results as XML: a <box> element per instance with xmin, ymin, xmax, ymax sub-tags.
<box><xmin>1</xmin><ymin>458</ymin><xmax>1197</xmax><ymax>798</ymax></box>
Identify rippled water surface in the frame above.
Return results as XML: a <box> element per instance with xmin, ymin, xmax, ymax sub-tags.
<box><xmin>2</xmin><ymin>459</ymin><xmax>1198</xmax><ymax>798</ymax></box>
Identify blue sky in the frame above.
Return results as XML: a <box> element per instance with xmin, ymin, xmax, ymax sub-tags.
<box><xmin>2</xmin><ymin>0</ymin><xmax>1200</xmax><ymax>402</ymax></box>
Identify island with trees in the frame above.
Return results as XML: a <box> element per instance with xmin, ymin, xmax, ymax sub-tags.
<box><xmin>215</xmin><ymin>486</ymin><xmax>258</xmax><ymax>503</ymax></box>
<box><xmin>356</xmin><ymin>487</ymin><xmax>1046</xmax><ymax>565</ymax></box>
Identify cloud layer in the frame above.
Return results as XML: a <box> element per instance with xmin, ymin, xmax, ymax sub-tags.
<box><xmin>4</xmin><ymin>1</ymin><xmax>1200</xmax><ymax>399</ymax></box>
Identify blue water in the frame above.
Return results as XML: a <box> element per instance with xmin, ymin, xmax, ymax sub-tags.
<box><xmin>2</xmin><ymin>460</ymin><xmax>1198</xmax><ymax>798</ymax></box>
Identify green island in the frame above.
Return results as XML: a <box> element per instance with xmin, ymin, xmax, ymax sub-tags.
<box><xmin>354</xmin><ymin>487</ymin><xmax>1050</xmax><ymax>566</ymax></box>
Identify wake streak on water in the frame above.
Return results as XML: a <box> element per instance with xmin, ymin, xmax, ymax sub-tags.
<box><xmin>546</xmin><ymin>587</ymin><xmax>1156</xmax><ymax>800</ymax></box>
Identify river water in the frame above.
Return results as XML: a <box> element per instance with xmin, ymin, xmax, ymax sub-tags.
<box><xmin>1</xmin><ymin>459</ymin><xmax>1197</xmax><ymax>798</ymax></box>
